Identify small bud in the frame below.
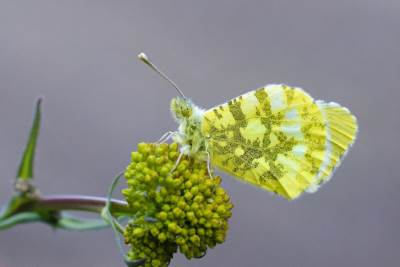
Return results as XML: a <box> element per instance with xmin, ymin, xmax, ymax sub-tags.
<box><xmin>184</xmin><ymin>191</ymin><xmax>193</xmax><ymax>200</ymax></box>
<box><xmin>151</xmin><ymin>259</ymin><xmax>161</xmax><ymax>267</ymax></box>
<box><xmin>150</xmin><ymin>227</ymin><xmax>159</xmax><ymax>237</ymax></box>
<box><xmin>132</xmin><ymin>228</ymin><xmax>145</xmax><ymax>238</ymax></box>
<box><xmin>173</xmin><ymin>207</ymin><xmax>183</xmax><ymax>218</ymax></box>
<box><xmin>157</xmin><ymin>211</ymin><xmax>168</xmax><ymax>221</ymax></box>
<box><xmin>193</xmin><ymin>195</ymin><xmax>203</xmax><ymax>203</ymax></box>
<box><xmin>161</xmin><ymin>204</ymin><xmax>170</xmax><ymax>212</ymax></box>
<box><xmin>190</xmin><ymin>235</ymin><xmax>201</xmax><ymax>246</ymax></box>
<box><xmin>158</xmin><ymin>232</ymin><xmax>167</xmax><ymax>243</ymax></box>
<box><xmin>159</xmin><ymin>166</ymin><xmax>170</xmax><ymax>176</ymax></box>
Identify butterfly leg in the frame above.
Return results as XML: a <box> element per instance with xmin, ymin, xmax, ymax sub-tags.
<box><xmin>206</xmin><ymin>151</ymin><xmax>214</xmax><ymax>179</ymax></box>
<box><xmin>168</xmin><ymin>149</ymin><xmax>185</xmax><ymax>175</ymax></box>
<box><xmin>203</xmin><ymin>142</ymin><xmax>214</xmax><ymax>179</ymax></box>
<box><xmin>156</xmin><ymin>131</ymin><xmax>177</xmax><ymax>144</ymax></box>
<box><xmin>165</xmin><ymin>144</ymin><xmax>189</xmax><ymax>175</ymax></box>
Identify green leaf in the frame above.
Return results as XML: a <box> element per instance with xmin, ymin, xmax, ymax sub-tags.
<box><xmin>17</xmin><ymin>98</ymin><xmax>42</xmax><ymax>180</ymax></box>
<box><xmin>0</xmin><ymin>212</ymin><xmax>42</xmax><ymax>230</ymax></box>
<box><xmin>56</xmin><ymin>213</ymin><xmax>110</xmax><ymax>231</ymax></box>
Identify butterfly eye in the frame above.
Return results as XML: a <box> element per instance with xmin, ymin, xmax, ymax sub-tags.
<box><xmin>182</xmin><ymin>107</ymin><xmax>192</xmax><ymax>117</ymax></box>
<box><xmin>170</xmin><ymin>98</ymin><xmax>192</xmax><ymax>120</ymax></box>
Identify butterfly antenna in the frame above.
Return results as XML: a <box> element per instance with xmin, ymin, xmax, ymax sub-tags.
<box><xmin>138</xmin><ymin>52</ymin><xmax>186</xmax><ymax>98</ymax></box>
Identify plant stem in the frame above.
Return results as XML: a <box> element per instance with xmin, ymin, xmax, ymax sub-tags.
<box><xmin>19</xmin><ymin>194</ymin><xmax>133</xmax><ymax>216</ymax></box>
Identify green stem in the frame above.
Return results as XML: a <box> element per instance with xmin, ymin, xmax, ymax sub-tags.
<box><xmin>0</xmin><ymin>194</ymin><xmax>133</xmax><ymax>231</ymax></box>
<box><xmin>30</xmin><ymin>194</ymin><xmax>132</xmax><ymax>216</ymax></box>
<box><xmin>34</xmin><ymin>195</ymin><xmax>132</xmax><ymax>215</ymax></box>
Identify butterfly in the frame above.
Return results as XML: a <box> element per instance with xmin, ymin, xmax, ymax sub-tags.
<box><xmin>139</xmin><ymin>53</ymin><xmax>358</xmax><ymax>200</ymax></box>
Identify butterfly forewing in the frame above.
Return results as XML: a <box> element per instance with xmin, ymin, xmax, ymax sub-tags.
<box><xmin>201</xmin><ymin>84</ymin><xmax>357</xmax><ymax>199</ymax></box>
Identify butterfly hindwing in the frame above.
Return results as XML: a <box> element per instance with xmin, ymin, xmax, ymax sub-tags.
<box><xmin>201</xmin><ymin>84</ymin><xmax>357</xmax><ymax>199</ymax></box>
<box><xmin>306</xmin><ymin>100</ymin><xmax>358</xmax><ymax>192</ymax></box>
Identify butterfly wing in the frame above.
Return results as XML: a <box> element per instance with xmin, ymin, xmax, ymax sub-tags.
<box><xmin>201</xmin><ymin>84</ymin><xmax>357</xmax><ymax>200</ymax></box>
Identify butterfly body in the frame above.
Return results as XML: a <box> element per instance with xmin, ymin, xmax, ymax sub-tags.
<box><xmin>170</xmin><ymin>97</ymin><xmax>208</xmax><ymax>160</ymax></box>
<box><xmin>170</xmin><ymin>84</ymin><xmax>358</xmax><ymax>200</ymax></box>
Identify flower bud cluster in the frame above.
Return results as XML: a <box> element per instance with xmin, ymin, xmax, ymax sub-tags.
<box><xmin>123</xmin><ymin>143</ymin><xmax>233</xmax><ymax>267</ymax></box>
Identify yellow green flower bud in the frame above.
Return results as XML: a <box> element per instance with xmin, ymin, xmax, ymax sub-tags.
<box><xmin>133</xmin><ymin>228</ymin><xmax>145</xmax><ymax>238</ymax></box>
<box><xmin>190</xmin><ymin>235</ymin><xmax>201</xmax><ymax>246</ymax></box>
<box><xmin>184</xmin><ymin>191</ymin><xmax>193</xmax><ymax>200</ymax></box>
<box><xmin>197</xmin><ymin>228</ymin><xmax>205</xmax><ymax>236</ymax></box>
<box><xmin>158</xmin><ymin>232</ymin><xmax>167</xmax><ymax>243</ymax></box>
<box><xmin>150</xmin><ymin>227</ymin><xmax>159</xmax><ymax>237</ymax></box>
<box><xmin>157</xmin><ymin>211</ymin><xmax>168</xmax><ymax>221</ymax></box>
<box><xmin>172</xmin><ymin>207</ymin><xmax>183</xmax><ymax>218</ymax></box>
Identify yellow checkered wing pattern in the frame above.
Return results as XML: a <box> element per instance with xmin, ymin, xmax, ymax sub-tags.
<box><xmin>201</xmin><ymin>84</ymin><xmax>357</xmax><ymax>200</ymax></box>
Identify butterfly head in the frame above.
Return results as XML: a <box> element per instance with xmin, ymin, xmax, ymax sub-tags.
<box><xmin>170</xmin><ymin>97</ymin><xmax>194</xmax><ymax>121</ymax></box>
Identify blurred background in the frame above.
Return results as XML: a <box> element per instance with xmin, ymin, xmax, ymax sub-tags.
<box><xmin>0</xmin><ymin>1</ymin><xmax>399</xmax><ymax>266</ymax></box>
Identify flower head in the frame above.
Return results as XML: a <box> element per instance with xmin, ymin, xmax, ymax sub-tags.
<box><xmin>123</xmin><ymin>143</ymin><xmax>233</xmax><ymax>267</ymax></box>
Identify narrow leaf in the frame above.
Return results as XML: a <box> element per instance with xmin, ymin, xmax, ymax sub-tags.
<box><xmin>56</xmin><ymin>213</ymin><xmax>109</xmax><ymax>231</ymax></box>
<box><xmin>17</xmin><ymin>98</ymin><xmax>42</xmax><ymax>180</ymax></box>
<box><xmin>0</xmin><ymin>212</ymin><xmax>42</xmax><ymax>230</ymax></box>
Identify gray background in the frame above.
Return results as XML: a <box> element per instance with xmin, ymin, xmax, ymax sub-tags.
<box><xmin>0</xmin><ymin>1</ymin><xmax>399</xmax><ymax>266</ymax></box>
